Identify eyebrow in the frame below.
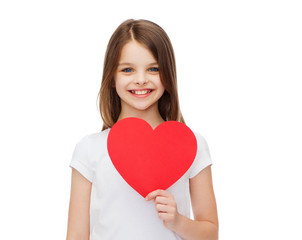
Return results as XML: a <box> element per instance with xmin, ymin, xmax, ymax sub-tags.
<box><xmin>118</xmin><ymin>62</ymin><xmax>158</xmax><ymax>66</ymax></box>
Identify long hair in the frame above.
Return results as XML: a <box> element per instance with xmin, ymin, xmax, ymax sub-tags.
<box><xmin>97</xmin><ymin>19</ymin><xmax>185</xmax><ymax>131</ymax></box>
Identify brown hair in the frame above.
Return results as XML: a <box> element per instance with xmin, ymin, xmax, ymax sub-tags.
<box><xmin>97</xmin><ymin>19</ymin><xmax>185</xmax><ymax>131</ymax></box>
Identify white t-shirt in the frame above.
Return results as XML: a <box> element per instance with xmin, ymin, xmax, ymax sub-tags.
<box><xmin>69</xmin><ymin>128</ymin><xmax>212</xmax><ymax>240</ymax></box>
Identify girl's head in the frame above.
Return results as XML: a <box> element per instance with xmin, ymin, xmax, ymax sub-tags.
<box><xmin>97</xmin><ymin>19</ymin><xmax>185</xmax><ymax>130</ymax></box>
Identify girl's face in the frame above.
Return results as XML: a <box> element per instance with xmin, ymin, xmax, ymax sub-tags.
<box><xmin>114</xmin><ymin>40</ymin><xmax>165</xmax><ymax>114</ymax></box>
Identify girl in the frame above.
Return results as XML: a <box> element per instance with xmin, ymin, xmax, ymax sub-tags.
<box><xmin>66</xmin><ymin>19</ymin><xmax>218</xmax><ymax>240</ymax></box>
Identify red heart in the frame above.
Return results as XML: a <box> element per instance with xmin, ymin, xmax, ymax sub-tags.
<box><xmin>107</xmin><ymin>117</ymin><xmax>197</xmax><ymax>198</ymax></box>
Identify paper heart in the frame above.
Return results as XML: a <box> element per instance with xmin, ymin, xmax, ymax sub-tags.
<box><xmin>107</xmin><ymin>117</ymin><xmax>197</xmax><ymax>198</ymax></box>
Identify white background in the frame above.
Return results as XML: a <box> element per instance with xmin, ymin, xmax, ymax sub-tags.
<box><xmin>0</xmin><ymin>0</ymin><xmax>301</xmax><ymax>239</ymax></box>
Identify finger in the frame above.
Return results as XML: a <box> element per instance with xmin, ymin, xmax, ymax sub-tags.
<box><xmin>154</xmin><ymin>196</ymin><xmax>169</xmax><ymax>205</ymax></box>
<box><xmin>145</xmin><ymin>189</ymin><xmax>170</xmax><ymax>201</ymax></box>
<box><xmin>155</xmin><ymin>204</ymin><xmax>172</xmax><ymax>213</ymax></box>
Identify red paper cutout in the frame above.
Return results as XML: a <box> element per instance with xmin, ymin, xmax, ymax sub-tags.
<box><xmin>107</xmin><ymin>117</ymin><xmax>197</xmax><ymax>198</ymax></box>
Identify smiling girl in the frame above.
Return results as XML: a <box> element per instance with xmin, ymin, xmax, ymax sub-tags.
<box><xmin>66</xmin><ymin>19</ymin><xmax>218</xmax><ymax>240</ymax></box>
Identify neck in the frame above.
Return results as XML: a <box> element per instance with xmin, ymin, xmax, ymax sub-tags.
<box><xmin>117</xmin><ymin>104</ymin><xmax>165</xmax><ymax>130</ymax></box>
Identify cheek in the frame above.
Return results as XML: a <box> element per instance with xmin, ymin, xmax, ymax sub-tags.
<box><xmin>114</xmin><ymin>76</ymin><xmax>129</xmax><ymax>97</ymax></box>
<box><xmin>151</xmin><ymin>75</ymin><xmax>164</xmax><ymax>87</ymax></box>
<box><xmin>115</xmin><ymin>83</ymin><xmax>124</xmax><ymax>96</ymax></box>
<box><xmin>156</xmin><ymin>78</ymin><xmax>165</xmax><ymax>93</ymax></box>
<box><xmin>159</xmin><ymin>86</ymin><xmax>165</xmax><ymax>97</ymax></box>
<box><xmin>114</xmin><ymin>75</ymin><xmax>124</xmax><ymax>89</ymax></box>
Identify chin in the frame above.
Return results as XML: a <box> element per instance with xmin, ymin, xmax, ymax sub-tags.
<box><xmin>133</xmin><ymin>105</ymin><xmax>151</xmax><ymax>111</ymax></box>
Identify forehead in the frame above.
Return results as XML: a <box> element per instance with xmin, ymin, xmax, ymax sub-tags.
<box><xmin>118</xmin><ymin>40</ymin><xmax>157</xmax><ymax>64</ymax></box>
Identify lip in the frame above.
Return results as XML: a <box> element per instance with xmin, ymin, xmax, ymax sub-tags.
<box><xmin>129</xmin><ymin>88</ymin><xmax>153</xmax><ymax>91</ymax></box>
<box><xmin>128</xmin><ymin>89</ymin><xmax>154</xmax><ymax>98</ymax></box>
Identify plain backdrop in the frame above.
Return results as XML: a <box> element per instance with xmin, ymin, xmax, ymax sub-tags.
<box><xmin>0</xmin><ymin>0</ymin><xmax>301</xmax><ymax>239</ymax></box>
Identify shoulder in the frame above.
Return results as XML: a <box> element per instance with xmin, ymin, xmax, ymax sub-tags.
<box><xmin>70</xmin><ymin>129</ymin><xmax>111</xmax><ymax>178</ymax></box>
<box><xmin>191</xmin><ymin>129</ymin><xmax>210</xmax><ymax>149</ymax></box>
<box><xmin>190</xmin><ymin>128</ymin><xmax>211</xmax><ymax>156</ymax></box>
<box><xmin>74</xmin><ymin>128</ymin><xmax>111</xmax><ymax>153</ymax></box>
<box><xmin>187</xmin><ymin>128</ymin><xmax>212</xmax><ymax>179</ymax></box>
<box><xmin>77</xmin><ymin>128</ymin><xmax>111</xmax><ymax>144</ymax></box>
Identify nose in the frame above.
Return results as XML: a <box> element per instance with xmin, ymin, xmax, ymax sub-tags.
<box><xmin>134</xmin><ymin>71</ymin><xmax>148</xmax><ymax>85</ymax></box>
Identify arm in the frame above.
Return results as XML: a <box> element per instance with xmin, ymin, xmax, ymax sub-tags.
<box><xmin>175</xmin><ymin>165</ymin><xmax>219</xmax><ymax>240</ymax></box>
<box><xmin>66</xmin><ymin>168</ymin><xmax>92</xmax><ymax>240</ymax></box>
<box><xmin>146</xmin><ymin>165</ymin><xmax>218</xmax><ymax>240</ymax></box>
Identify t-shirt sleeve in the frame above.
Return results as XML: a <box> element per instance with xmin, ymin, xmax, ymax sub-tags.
<box><xmin>69</xmin><ymin>135</ymin><xmax>94</xmax><ymax>183</ymax></box>
<box><xmin>189</xmin><ymin>131</ymin><xmax>213</xmax><ymax>179</ymax></box>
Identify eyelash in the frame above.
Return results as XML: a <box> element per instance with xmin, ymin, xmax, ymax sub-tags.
<box><xmin>121</xmin><ymin>67</ymin><xmax>159</xmax><ymax>73</ymax></box>
<box><xmin>149</xmin><ymin>67</ymin><xmax>159</xmax><ymax>72</ymax></box>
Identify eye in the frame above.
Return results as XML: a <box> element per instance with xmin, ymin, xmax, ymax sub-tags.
<box><xmin>122</xmin><ymin>68</ymin><xmax>133</xmax><ymax>73</ymax></box>
<box><xmin>149</xmin><ymin>67</ymin><xmax>159</xmax><ymax>72</ymax></box>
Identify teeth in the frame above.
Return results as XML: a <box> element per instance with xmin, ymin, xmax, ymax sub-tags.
<box><xmin>131</xmin><ymin>90</ymin><xmax>152</xmax><ymax>94</ymax></box>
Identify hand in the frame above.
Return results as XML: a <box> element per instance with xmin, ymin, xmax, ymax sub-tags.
<box><xmin>145</xmin><ymin>189</ymin><xmax>181</xmax><ymax>231</ymax></box>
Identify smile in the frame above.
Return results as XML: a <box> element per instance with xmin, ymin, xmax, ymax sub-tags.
<box><xmin>128</xmin><ymin>89</ymin><xmax>154</xmax><ymax>98</ymax></box>
<box><xmin>129</xmin><ymin>89</ymin><xmax>153</xmax><ymax>95</ymax></box>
